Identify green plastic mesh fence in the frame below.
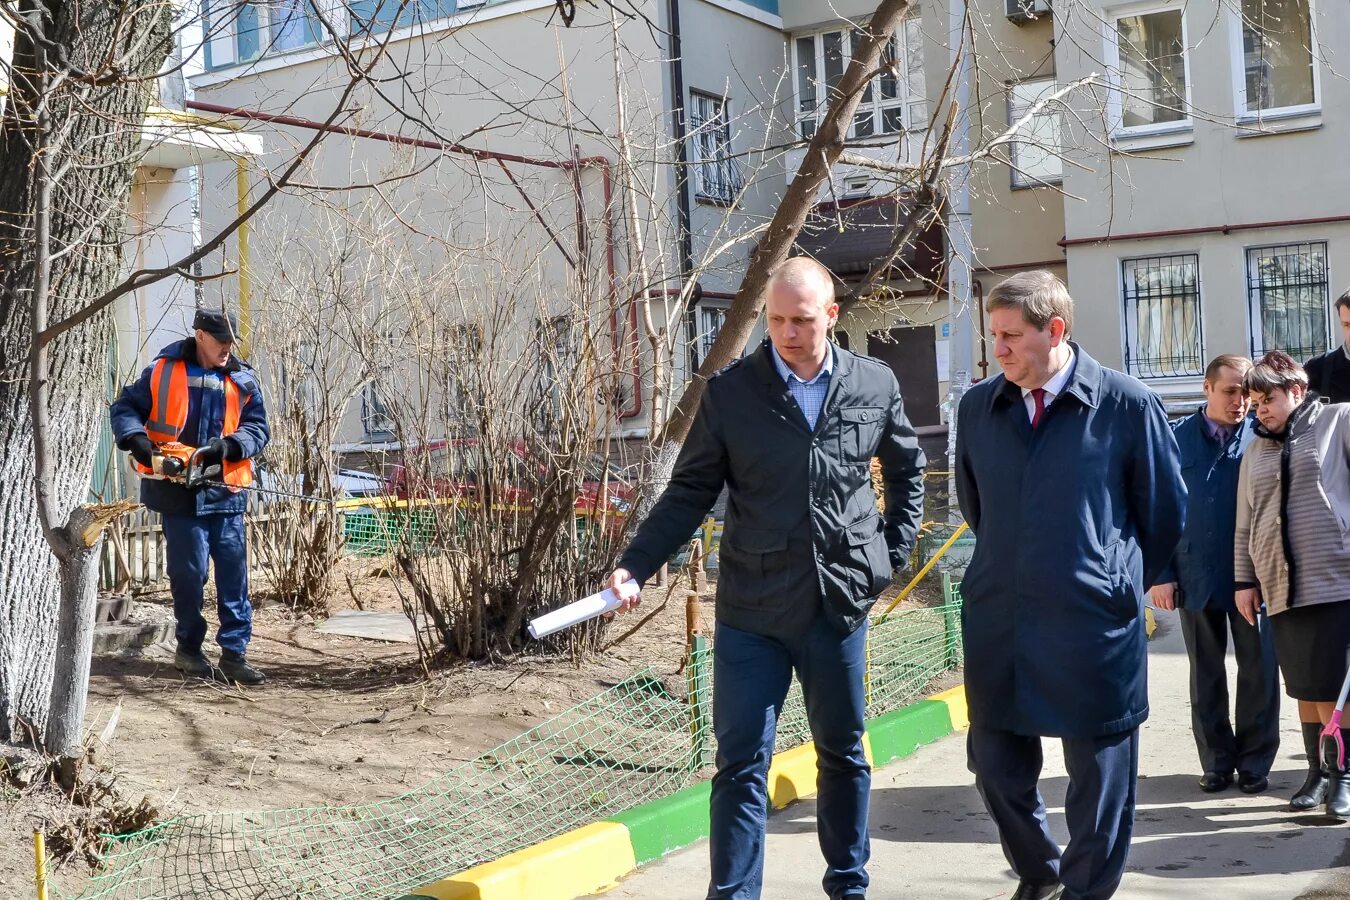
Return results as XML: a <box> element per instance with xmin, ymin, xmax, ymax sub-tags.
<box><xmin>65</xmin><ymin>583</ymin><xmax>964</xmax><ymax>900</ymax></box>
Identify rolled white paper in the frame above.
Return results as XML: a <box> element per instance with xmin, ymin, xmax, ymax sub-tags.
<box><xmin>528</xmin><ymin>580</ymin><xmax>639</xmax><ymax>640</ymax></box>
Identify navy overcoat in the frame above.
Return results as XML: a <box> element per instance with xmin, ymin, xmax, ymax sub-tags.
<box><xmin>954</xmin><ymin>344</ymin><xmax>1186</xmax><ymax>738</ymax></box>
<box><xmin>1157</xmin><ymin>408</ymin><xmax>1254</xmax><ymax>612</ymax></box>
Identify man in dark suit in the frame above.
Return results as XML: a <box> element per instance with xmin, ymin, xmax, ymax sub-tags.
<box><xmin>955</xmin><ymin>271</ymin><xmax>1186</xmax><ymax>900</ymax></box>
<box><xmin>1150</xmin><ymin>354</ymin><xmax>1279</xmax><ymax>796</ymax></box>
<box><xmin>604</xmin><ymin>257</ymin><xmax>927</xmax><ymax>900</ymax></box>
<box><xmin>1304</xmin><ymin>290</ymin><xmax>1350</xmax><ymax>403</ymax></box>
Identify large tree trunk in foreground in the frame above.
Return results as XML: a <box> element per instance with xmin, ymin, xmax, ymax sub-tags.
<box><xmin>0</xmin><ymin>1</ymin><xmax>174</xmax><ymax>752</ymax></box>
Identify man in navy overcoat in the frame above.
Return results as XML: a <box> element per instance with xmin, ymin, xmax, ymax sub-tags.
<box><xmin>955</xmin><ymin>271</ymin><xmax>1186</xmax><ymax>900</ymax></box>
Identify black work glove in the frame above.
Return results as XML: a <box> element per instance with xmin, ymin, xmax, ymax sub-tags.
<box><xmin>125</xmin><ymin>433</ymin><xmax>155</xmax><ymax>468</ymax></box>
<box><xmin>196</xmin><ymin>437</ymin><xmax>229</xmax><ymax>466</ymax></box>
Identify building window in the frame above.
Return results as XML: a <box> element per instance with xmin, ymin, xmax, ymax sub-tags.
<box><xmin>533</xmin><ymin>315</ymin><xmax>577</xmax><ymax>425</ymax></box>
<box><xmin>444</xmin><ymin>323</ymin><xmax>483</xmax><ymax>425</ymax></box>
<box><xmin>697</xmin><ymin>303</ymin><xmax>729</xmax><ymax>362</ymax></box>
<box><xmin>1007</xmin><ymin>77</ymin><xmax>1063</xmax><ymax>188</ymax></box>
<box><xmin>1247</xmin><ymin>242</ymin><xmax>1329</xmax><ymax>362</ymax></box>
<box><xmin>689</xmin><ymin>92</ymin><xmax>742</xmax><ymax>205</ymax></box>
<box><xmin>205</xmin><ymin>0</ymin><xmax>324</xmax><ymax>68</ymax></box>
<box><xmin>1235</xmin><ymin>0</ymin><xmax>1318</xmax><ymax>118</ymax></box>
<box><xmin>361</xmin><ymin>381</ymin><xmax>395</xmax><ymax>439</ymax></box>
<box><xmin>1108</xmin><ymin>7</ymin><xmax>1190</xmax><ymax>132</ymax></box>
<box><xmin>792</xmin><ymin>17</ymin><xmax>926</xmax><ymax>142</ymax></box>
<box><xmin>348</xmin><ymin>0</ymin><xmax>458</xmax><ymax>37</ymax></box>
<box><xmin>1121</xmin><ymin>254</ymin><xmax>1204</xmax><ymax>378</ymax></box>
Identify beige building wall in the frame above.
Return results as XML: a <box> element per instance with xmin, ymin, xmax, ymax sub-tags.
<box><xmin>1054</xmin><ymin>0</ymin><xmax>1350</xmax><ymax>399</ymax></box>
<box><xmin>191</xmin><ymin>0</ymin><xmax>790</xmax><ymax>443</ymax></box>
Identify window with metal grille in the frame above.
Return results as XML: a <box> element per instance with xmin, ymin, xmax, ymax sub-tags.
<box><xmin>697</xmin><ymin>303</ymin><xmax>729</xmax><ymax>360</ymax></box>
<box><xmin>1247</xmin><ymin>242</ymin><xmax>1329</xmax><ymax>362</ymax></box>
<box><xmin>689</xmin><ymin>92</ymin><xmax>742</xmax><ymax>205</ymax></box>
<box><xmin>1121</xmin><ymin>254</ymin><xmax>1204</xmax><ymax>378</ymax></box>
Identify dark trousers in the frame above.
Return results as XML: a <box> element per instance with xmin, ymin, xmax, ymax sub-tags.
<box><xmin>968</xmin><ymin>723</ymin><xmax>1139</xmax><ymax>900</ymax></box>
<box><xmin>708</xmin><ymin>616</ymin><xmax>869</xmax><ymax>900</ymax></box>
<box><xmin>162</xmin><ymin>512</ymin><xmax>252</xmax><ymax>656</ymax></box>
<box><xmin>1178</xmin><ymin>607</ymin><xmax>1280</xmax><ymax>776</ymax></box>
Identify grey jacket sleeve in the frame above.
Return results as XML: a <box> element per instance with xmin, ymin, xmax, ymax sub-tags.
<box><xmin>617</xmin><ymin>385</ymin><xmax>729</xmax><ymax>585</ymax></box>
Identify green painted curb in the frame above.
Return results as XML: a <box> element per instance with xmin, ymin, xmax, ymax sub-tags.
<box><xmin>401</xmin><ymin>688</ymin><xmax>965</xmax><ymax>900</ymax></box>
<box><xmin>864</xmin><ymin>698</ymin><xmax>954</xmax><ymax>766</ymax></box>
<box><xmin>607</xmin><ymin>781</ymin><xmax>712</xmax><ymax>864</ymax></box>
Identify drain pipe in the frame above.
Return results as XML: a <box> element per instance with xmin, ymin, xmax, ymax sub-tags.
<box><xmin>183</xmin><ymin>99</ymin><xmax>643</xmax><ymax>419</ymax></box>
<box><xmin>664</xmin><ymin>0</ymin><xmax>702</xmax><ymax>369</ymax></box>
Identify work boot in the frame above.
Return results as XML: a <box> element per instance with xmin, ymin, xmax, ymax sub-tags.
<box><xmin>174</xmin><ymin>647</ymin><xmax>213</xmax><ymax>679</ymax></box>
<box><xmin>219</xmin><ymin>651</ymin><xmax>265</xmax><ymax>686</ymax></box>
<box><xmin>1293</xmin><ymin>722</ymin><xmax>1331</xmax><ymax>811</ymax></box>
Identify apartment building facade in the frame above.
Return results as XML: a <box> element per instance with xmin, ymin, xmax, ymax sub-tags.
<box><xmin>190</xmin><ymin>0</ymin><xmax>1082</xmax><ymax>447</ymax></box>
<box><xmin>1055</xmin><ymin>0</ymin><xmax>1347</xmax><ymax>407</ymax></box>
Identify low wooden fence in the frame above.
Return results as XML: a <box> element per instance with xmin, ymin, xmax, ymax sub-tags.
<box><xmin>98</xmin><ymin>503</ymin><xmax>320</xmax><ymax>593</ymax></box>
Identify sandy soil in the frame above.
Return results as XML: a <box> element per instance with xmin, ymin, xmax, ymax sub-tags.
<box><xmin>1</xmin><ymin>557</ymin><xmax>948</xmax><ymax>899</ymax></box>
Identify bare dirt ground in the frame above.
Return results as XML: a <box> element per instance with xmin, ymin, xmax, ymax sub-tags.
<box><xmin>1</xmin><ymin>555</ymin><xmax>949</xmax><ymax>899</ymax></box>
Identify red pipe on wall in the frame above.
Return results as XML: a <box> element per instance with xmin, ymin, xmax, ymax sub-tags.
<box><xmin>1059</xmin><ymin>213</ymin><xmax>1350</xmax><ymax>248</ymax></box>
<box><xmin>184</xmin><ymin>99</ymin><xmax>643</xmax><ymax>420</ymax></box>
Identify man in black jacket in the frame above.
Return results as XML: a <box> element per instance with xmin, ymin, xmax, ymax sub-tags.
<box><xmin>1304</xmin><ymin>289</ymin><xmax>1350</xmax><ymax>403</ymax></box>
<box><xmin>604</xmin><ymin>258</ymin><xmax>927</xmax><ymax>900</ymax></box>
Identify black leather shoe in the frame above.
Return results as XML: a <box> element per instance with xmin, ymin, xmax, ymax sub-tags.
<box><xmin>1199</xmin><ymin>771</ymin><xmax>1233</xmax><ymax>793</ymax></box>
<box><xmin>838</xmin><ymin>893</ymin><xmax>866</xmax><ymax>900</ymax></box>
<box><xmin>219</xmin><ymin>651</ymin><xmax>265</xmax><ymax>685</ymax></box>
<box><xmin>1011</xmin><ymin>881</ymin><xmax>1063</xmax><ymax>900</ymax></box>
<box><xmin>173</xmin><ymin>648</ymin><xmax>213</xmax><ymax>679</ymax></box>
<box><xmin>1238</xmin><ymin>772</ymin><xmax>1269</xmax><ymax>794</ymax></box>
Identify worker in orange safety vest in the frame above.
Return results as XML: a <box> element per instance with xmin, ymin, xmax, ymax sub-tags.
<box><xmin>110</xmin><ymin>309</ymin><xmax>270</xmax><ymax>685</ymax></box>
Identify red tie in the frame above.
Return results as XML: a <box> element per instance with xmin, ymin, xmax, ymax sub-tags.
<box><xmin>1030</xmin><ymin>388</ymin><xmax>1047</xmax><ymax>428</ymax></box>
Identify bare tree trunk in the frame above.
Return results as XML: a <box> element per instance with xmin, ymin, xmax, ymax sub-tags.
<box><xmin>0</xmin><ymin>1</ymin><xmax>174</xmax><ymax>751</ymax></box>
<box><xmin>44</xmin><ymin>541</ymin><xmax>101</xmax><ymax>759</ymax></box>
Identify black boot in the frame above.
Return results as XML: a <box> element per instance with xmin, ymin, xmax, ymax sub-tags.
<box><xmin>219</xmin><ymin>651</ymin><xmax>265</xmax><ymax>686</ymax></box>
<box><xmin>174</xmin><ymin>646</ymin><xmax>213</xmax><ymax>679</ymax></box>
<box><xmin>1326</xmin><ymin>726</ymin><xmax>1350</xmax><ymax>820</ymax></box>
<box><xmin>1292</xmin><ymin>722</ymin><xmax>1331</xmax><ymax>811</ymax></box>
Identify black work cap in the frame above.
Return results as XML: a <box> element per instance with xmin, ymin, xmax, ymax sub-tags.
<box><xmin>193</xmin><ymin>308</ymin><xmax>240</xmax><ymax>343</ymax></box>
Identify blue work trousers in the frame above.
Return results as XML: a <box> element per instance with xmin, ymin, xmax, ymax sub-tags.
<box><xmin>162</xmin><ymin>512</ymin><xmax>252</xmax><ymax>656</ymax></box>
<box><xmin>708</xmin><ymin>616</ymin><xmax>870</xmax><ymax>900</ymax></box>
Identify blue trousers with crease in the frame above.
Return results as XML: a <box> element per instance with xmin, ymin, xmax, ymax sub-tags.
<box><xmin>162</xmin><ymin>512</ymin><xmax>252</xmax><ymax>656</ymax></box>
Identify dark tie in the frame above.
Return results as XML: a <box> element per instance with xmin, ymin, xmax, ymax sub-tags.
<box><xmin>1030</xmin><ymin>388</ymin><xmax>1047</xmax><ymax>428</ymax></box>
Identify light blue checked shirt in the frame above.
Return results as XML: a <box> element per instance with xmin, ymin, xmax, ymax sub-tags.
<box><xmin>771</xmin><ymin>344</ymin><xmax>834</xmax><ymax>430</ymax></box>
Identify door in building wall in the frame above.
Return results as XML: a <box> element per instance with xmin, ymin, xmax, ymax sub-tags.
<box><xmin>866</xmin><ymin>326</ymin><xmax>940</xmax><ymax>428</ymax></box>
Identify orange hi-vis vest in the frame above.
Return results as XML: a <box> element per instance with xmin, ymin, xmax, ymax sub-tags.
<box><xmin>135</xmin><ymin>358</ymin><xmax>254</xmax><ymax>489</ymax></box>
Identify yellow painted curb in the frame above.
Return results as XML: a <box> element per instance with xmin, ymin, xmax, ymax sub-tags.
<box><xmin>409</xmin><ymin>822</ymin><xmax>636</xmax><ymax>900</ymax></box>
<box><xmin>930</xmin><ymin>686</ymin><xmax>969</xmax><ymax>732</ymax></box>
<box><xmin>767</xmin><ymin>742</ymin><xmax>817</xmax><ymax>809</ymax></box>
<box><xmin>766</xmin><ymin>734</ymin><xmax>874</xmax><ymax>809</ymax></box>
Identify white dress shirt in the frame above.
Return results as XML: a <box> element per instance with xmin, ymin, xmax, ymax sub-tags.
<box><xmin>1021</xmin><ymin>346</ymin><xmax>1077</xmax><ymax>423</ymax></box>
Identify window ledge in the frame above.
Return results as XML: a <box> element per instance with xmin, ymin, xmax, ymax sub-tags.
<box><xmin>1235</xmin><ymin>110</ymin><xmax>1322</xmax><ymax>138</ymax></box>
<box><xmin>193</xmin><ymin>0</ymin><xmax>553</xmax><ymax>86</ymax></box>
<box><xmin>1011</xmin><ymin>176</ymin><xmax>1064</xmax><ymax>192</ymax></box>
<box><xmin>1110</xmin><ymin>126</ymin><xmax>1194</xmax><ymax>153</ymax></box>
<box><xmin>695</xmin><ymin>194</ymin><xmax>737</xmax><ymax>208</ymax></box>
